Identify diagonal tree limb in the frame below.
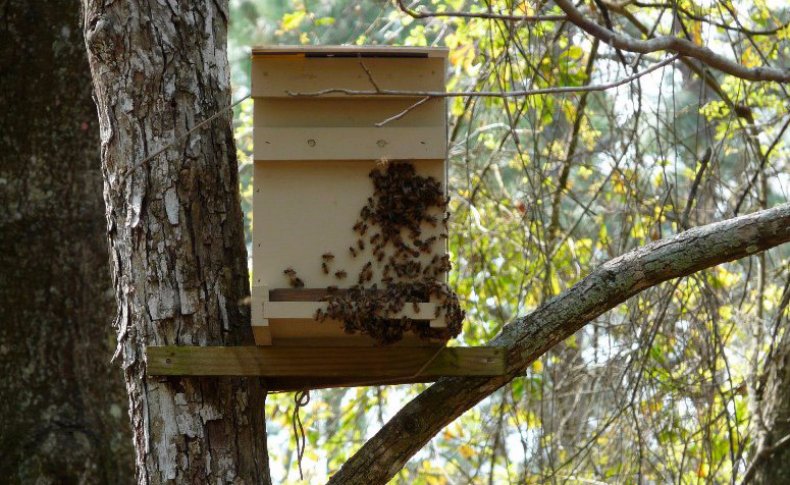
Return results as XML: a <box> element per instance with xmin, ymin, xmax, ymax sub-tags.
<box><xmin>329</xmin><ymin>203</ymin><xmax>790</xmax><ymax>484</ymax></box>
<box><xmin>553</xmin><ymin>0</ymin><xmax>790</xmax><ymax>83</ymax></box>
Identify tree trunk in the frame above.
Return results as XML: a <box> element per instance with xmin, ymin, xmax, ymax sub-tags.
<box><xmin>80</xmin><ymin>1</ymin><xmax>271</xmax><ymax>482</ymax></box>
<box><xmin>747</xmin><ymin>298</ymin><xmax>790</xmax><ymax>483</ymax></box>
<box><xmin>0</xmin><ymin>1</ymin><xmax>133</xmax><ymax>482</ymax></box>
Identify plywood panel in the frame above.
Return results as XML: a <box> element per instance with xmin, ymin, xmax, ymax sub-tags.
<box><xmin>251</xmin><ymin>159</ymin><xmax>446</xmax><ymax>290</ymax></box>
<box><xmin>254</xmin><ymin>127</ymin><xmax>445</xmax><ymax>160</ymax></box>
<box><xmin>252</xmin><ymin>57</ymin><xmax>446</xmax><ymax>97</ymax></box>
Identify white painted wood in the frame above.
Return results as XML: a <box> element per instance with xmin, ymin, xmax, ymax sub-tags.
<box><xmin>251</xmin><ymin>159</ymin><xmax>446</xmax><ymax>289</ymax></box>
<box><xmin>252</xmin><ymin>56</ymin><xmax>446</xmax><ymax>98</ymax></box>
<box><xmin>253</xmin><ymin>127</ymin><xmax>445</xmax><ymax>160</ymax></box>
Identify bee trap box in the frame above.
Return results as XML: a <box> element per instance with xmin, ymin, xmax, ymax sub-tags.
<box><xmin>250</xmin><ymin>45</ymin><xmax>462</xmax><ymax>347</ymax></box>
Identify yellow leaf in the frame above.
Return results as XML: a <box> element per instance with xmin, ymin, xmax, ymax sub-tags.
<box><xmin>281</xmin><ymin>10</ymin><xmax>306</xmax><ymax>31</ymax></box>
<box><xmin>458</xmin><ymin>444</ymin><xmax>476</xmax><ymax>459</ymax></box>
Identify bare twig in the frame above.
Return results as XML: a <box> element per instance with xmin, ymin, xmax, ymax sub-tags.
<box><xmin>628</xmin><ymin>1</ymin><xmax>789</xmax><ymax>36</ymax></box>
<box><xmin>359</xmin><ymin>61</ymin><xmax>382</xmax><ymax>92</ymax></box>
<box><xmin>680</xmin><ymin>146</ymin><xmax>711</xmax><ymax>230</ymax></box>
<box><xmin>287</xmin><ymin>54</ymin><xmax>680</xmax><ymax>98</ymax></box>
<box><xmin>733</xmin><ymin>115</ymin><xmax>790</xmax><ymax>215</ymax></box>
<box><xmin>396</xmin><ymin>0</ymin><xmax>566</xmax><ymax>22</ymax></box>
<box><xmin>375</xmin><ymin>96</ymin><xmax>431</xmax><ymax>126</ymax></box>
<box><xmin>122</xmin><ymin>94</ymin><xmax>250</xmax><ymax>180</ymax></box>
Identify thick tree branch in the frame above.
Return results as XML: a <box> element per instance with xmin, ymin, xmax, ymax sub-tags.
<box><xmin>554</xmin><ymin>0</ymin><xmax>790</xmax><ymax>83</ymax></box>
<box><xmin>330</xmin><ymin>203</ymin><xmax>790</xmax><ymax>484</ymax></box>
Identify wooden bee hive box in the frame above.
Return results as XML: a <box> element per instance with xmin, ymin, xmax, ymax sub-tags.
<box><xmin>250</xmin><ymin>46</ymin><xmax>451</xmax><ymax>347</ymax></box>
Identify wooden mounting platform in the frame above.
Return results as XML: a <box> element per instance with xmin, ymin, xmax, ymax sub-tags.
<box><xmin>146</xmin><ymin>346</ymin><xmax>505</xmax><ymax>390</ymax></box>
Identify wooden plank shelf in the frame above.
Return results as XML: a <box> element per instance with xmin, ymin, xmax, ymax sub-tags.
<box><xmin>146</xmin><ymin>346</ymin><xmax>505</xmax><ymax>390</ymax></box>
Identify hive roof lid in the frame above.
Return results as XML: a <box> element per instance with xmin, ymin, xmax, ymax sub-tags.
<box><xmin>251</xmin><ymin>45</ymin><xmax>448</xmax><ymax>58</ymax></box>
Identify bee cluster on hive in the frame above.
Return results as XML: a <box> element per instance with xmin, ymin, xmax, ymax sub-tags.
<box><xmin>284</xmin><ymin>161</ymin><xmax>465</xmax><ymax>344</ymax></box>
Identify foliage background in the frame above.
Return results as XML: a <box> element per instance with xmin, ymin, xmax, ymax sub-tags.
<box><xmin>227</xmin><ymin>1</ymin><xmax>789</xmax><ymax>482</ymax></box>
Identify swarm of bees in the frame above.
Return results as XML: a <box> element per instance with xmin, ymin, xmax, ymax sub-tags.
<box><xmin>321</xmin><ymin>162</ymin><xmax>464</xmax><ymax>343</ymax></box>
<box><xmin>282</xmin><ymin>162</ymin><xmax>464</xmax><ymax>344</ymax></box>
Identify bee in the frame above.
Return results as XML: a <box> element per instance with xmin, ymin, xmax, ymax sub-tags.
<box><xmin>283</xmin><ymin>267</ymin><xmax>304</xmax><ymax>288</ymax></box>
<box><xmin>358</xmin><ymin>262</ymin><xmax>373</xmax><ymax>284</ymax></box>
<box><xmin>335</xmin><ymin>270</ymin><xmax>347</xmax><ymax>280</ymax></box>
<box><xmin>322</xmin><ymin>262</ymin><xmax>329</xmax><ymax>274</ymax></box>
<box><xmin>357</xmin><ymin>239</ymin><xmax>365</xmax><ymax>250</ymax></box>
<box><xmin>327</xmin><ymin>285</ymin><xmax>338</xmax><ymax>292</ymax></box>
<box><xmin>376</xmin><ymin>251</ymin><xmax>385</xmax><ymax>262</ymax></box>
<box><xmin>370</xmin><ymin>233</ymin><xmax>381</xmax><ymax>245</ymax></box>
<box><xmin>412</xmin><ymin>301</ymin><xmax>420</xmax><ymax>314</ymax></box>
<box><xmin>353</xmin><ymin>221</ymin><xmax>363</xmax><ymax>232</ymax></box>
<box><xmin>314</xmin><ymin>308</ymin><xmax>325</xmax><ymax>320</ymax></box>
<box><xmin>322</xmin><ymin>252</ymin><xmax>335</xmax><ymax>261</ymax></box>
<box><xmin>349</xmin><ymin>246</ymin><xmax>357</xmax><ymax>257</ymax></box>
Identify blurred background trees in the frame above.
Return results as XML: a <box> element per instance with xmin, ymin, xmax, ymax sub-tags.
<box><xmin>227</xmin><ymin>0</ymin><xmax>789</xmax><ymax>482</ymax></box>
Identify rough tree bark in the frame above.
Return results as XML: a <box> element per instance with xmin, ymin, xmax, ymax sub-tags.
<box><xmin>330</xmin><ymin>204</ymin><xmax>790</xmax><ymax>484</ymax></box>
<box><xmin>746</xmin><ymin>295</ymin><xmax>790</xmax><ymax>484</ymax></box>
<box><xmin>0</xmin><ymin>1</ymin><xmax>134</xmax><ymax>482</ymax></box>
<box><xmin>80</xmin><ymin>1</ymin><xmax>271</xmax><ymax>482</ymax></box>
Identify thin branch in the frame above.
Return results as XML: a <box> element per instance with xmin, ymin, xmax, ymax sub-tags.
<box><xmin>329</xmin><ymin>203</ymin><xmax>790</xmax><ymax>484</ymax></box>
<box><xmin>396</xmin><ymin>0</ymin><xmax>566</xmax><ymax>22</ymax></box>
<box><xmin>359</xmin><ymin>61</ymin><xmax>382</xmax><ymax>92</ymax></box>
<box><xmin>375</xmin><ymin>96</ymin><xmax>431</xmax><ymax>127</ymax></box>
<box><xmin>733</xmin><ymin>115</ymin><xmax>790</xmax><ymax>215</ymax></box>
<box><xmin>629</xmin><ymin>1</ymin><xmax>789</xmax><ymax>36</ymax></box>
<box><xmin>554</xmin><ymin>0</ymin><xmax>790</xmax><ymax>83</ymax></box>
<box><xmin>287</xmin><ymin>54</ymin><xmax>680</xmax><ymax>98</ymax></box>
<box><xmin>122</xmin><ymin>94</ymin><xmax>250</xmax><ymax>180</ymax></box>
<box><xmin>680</xmin><ymin>146</ymin><xmax>712</xmax><ymax>230</ymax></box>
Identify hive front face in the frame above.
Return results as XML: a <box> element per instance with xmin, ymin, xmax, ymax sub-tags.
<box><xmin>250</xmin><ymin>46</ymin><xmax>451</xmax><ymax>347</ymax></box>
